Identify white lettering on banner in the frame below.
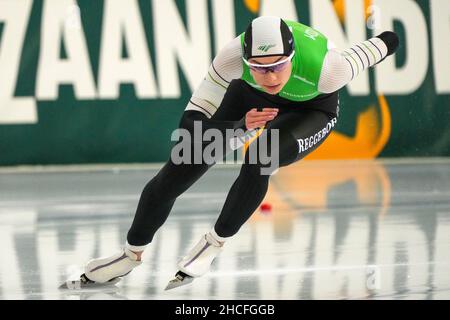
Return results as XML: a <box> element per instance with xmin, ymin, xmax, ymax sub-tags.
<box><xmin>367</xmin><ymin>5</ymin><xmax>382</xmax><ymax>30</ymax></box>
<box><xmin>36</xmin><ymin>0</ymin><xmax>97</xmax><ymax>100</ymax></box>
<box><xmin>98</xmin><ymin>0</ymin><xmax>157</xmax><ymax>99</ymax></box>
<box><xmin>260</xmin><ymin>0</ymin><xmax>299</xmax><ymax>21</ymax></box>
<box><xmin>0</xmin><ymin>0</ymin><xmax>36</xmax><ymax>124</ymax></box>
<box><xmin>431</xmin><ymin>0</ymin><xmax>450</xmax><ymax>94</ymax></box>
<box><xmin>0</xmin><ymin>0</ymin><xmax>449</xmax><ymax>125</ymax></box>
<box><xmin>153</xmin><ymin>0</ymin><xmax>210</xmax><ymax>98</ymax></box>
<box><xmin>211</xmin><ymin>0</ymin><xmax>236</xmax><ymax>55</ymax></box>
<box><xmin>310</xmin><ymin>0</ymin><xmax>370</xmax><ymax>96</ymax></box>
<box><xmin>374</xmin><ymin>0</ymin><xmax>429</xmax><ymax>95</ymax></box>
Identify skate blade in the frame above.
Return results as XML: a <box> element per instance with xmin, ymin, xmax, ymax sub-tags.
<box><xmin>165</xmin><ymin>272</ymin><xmax>194</xmax><ymax>291</ymax></box>
<box><xmin>59</xmin><ymin>274</ymin><xmax>121</xmax><ymax>290</ymax></box>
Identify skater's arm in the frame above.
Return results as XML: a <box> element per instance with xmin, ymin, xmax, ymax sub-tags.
<box><xmin>180</xmin><ymin>36</ymin><xmax>255</xmax><ymax>133</ymax></box>
<box><xmin>318</xmin><ymin>31</ymin><xmax>399</xmax><ymax>93</ymax></box>
<box><xmin>179</xmin><ymin>110</ymin><xmax>247</xmax><ymax>134</ymax></box>
<box><xmin>180</xmin><ymin>80</ymin><xmax>278</xmax><ymax>133</ymax></box>
<box><xmin>180</xmin><ymin>107</ymin><xmax>279</xmax><ymax>134</ymax></box>
<box><xmin>184</xmin><ymin>36</ymin><xmax>243</xmax><ymax>119</ymax></box>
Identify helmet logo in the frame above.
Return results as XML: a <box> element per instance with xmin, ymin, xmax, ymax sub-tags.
<box><xmin>258</xmin><ymin>44</ymin><xmax>276</xmax><ymax>52</ymax></box>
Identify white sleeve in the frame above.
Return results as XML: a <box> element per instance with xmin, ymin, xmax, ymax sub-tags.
<box><xmin>318</xmin><ymin>37</ymin><xmax>388</xmax><ymax>94</ymax></box>
<box><xmin>185</xmin><ymin>36</ymin><xmax>243</xmax><ymax>118</ymax></box>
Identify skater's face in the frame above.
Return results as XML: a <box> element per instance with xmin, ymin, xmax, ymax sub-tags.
<box><xmin>248</xmin><ymin>55</ymin><xmax>293</xmax><ymax>95</ymax></box>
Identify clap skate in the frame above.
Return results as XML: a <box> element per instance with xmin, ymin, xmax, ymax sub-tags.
<box><xmin>165</xmin><ymin>232</ymin><xmax>224</xmax><ymax>290</ymax></box>
<box><xmin>59</xmin><ymin>273</ymin><xmax>123</xmax><ymax>290</ymax></box>
<box><xmin>60</xmin><ymin>248</ymin><xmax>142</xmax><ymax>290</ymax></box>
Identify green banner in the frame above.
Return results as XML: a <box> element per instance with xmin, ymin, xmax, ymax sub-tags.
<box><xmin>0</xmin><ymin>0</ymin><xmax>449</xmax><ymax>165</ymax></box>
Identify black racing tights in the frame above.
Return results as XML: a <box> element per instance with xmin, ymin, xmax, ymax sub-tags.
<box><xmin>127</xmin><ymin>81</ymin><xmax>339</xmax><ymax>246</ymax></box>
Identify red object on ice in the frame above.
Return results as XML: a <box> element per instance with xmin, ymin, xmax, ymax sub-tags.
<box><xmin>260</xmin><ymin>203</ymin><xmax>272</xmax><ymax>212</ymax></box>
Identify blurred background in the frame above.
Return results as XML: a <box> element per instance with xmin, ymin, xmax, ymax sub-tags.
<box><xmin>1</xmin><ymin>0</ymin><xmax>449</xmax><ymax>165</ymax></box>
<box><xmin>1</xmin><ymin>0</ymin><xmax>450</xmax><ymax>300</ymax></box>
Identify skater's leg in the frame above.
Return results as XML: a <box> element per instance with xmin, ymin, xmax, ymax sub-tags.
<box><xmin>174</xmin><ymin>108</ymin><xmax>338</xmax><ymax>281</ymax></box>
<box><xmin>127</xmin><ymin>159</ymin><xmax>212</xmax><ymax>249</ymax></box>
<box><xmin>214</xmin><ymin>108</ymin><xmax>338</xmax><ymax>238</ymax></box>
<box><xmin>82</xmin><ymin>155</ymin><xmax>213</xmax><ymax>283</ymax></box>
<box><xmin>82</xmin><ymin>137</ymin><xmax>216</xmax><ymax>283</ymax></box>
<box><xmin>79</xmin><ymin>82</ymin><xmax>251</xmax><ymax>286</ymax></box>
<box><xmin>126</xmin><ymin>89</ymin><xmax>252</xmax><ymax>251</ymax></box>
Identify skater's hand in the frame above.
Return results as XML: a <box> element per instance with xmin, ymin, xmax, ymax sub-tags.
<box><xmin>245</xmin><ymin>108</ymin><xmax>278</xmax><ymax>130</ymax></box>
<box><xmin>376</xmin><ymin>31</ymin><xmax>399</xmax><ymax>56</ymax></box>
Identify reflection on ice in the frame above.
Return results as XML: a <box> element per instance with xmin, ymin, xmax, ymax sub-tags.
<box><xmin>0</xmin><ymin>159</ymin><xmax>450</xmax><ymax>299</ymax></box>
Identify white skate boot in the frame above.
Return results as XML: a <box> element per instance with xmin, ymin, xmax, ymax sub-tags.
<box><xmin>165</xmin><ymin>231</ymin><xmax>225</xmax><ymax>290</ymax></box>
<box><xmin>60</xmin><ymin>247</ymin><xmax>142</xmax><ymax>290</ymax></box>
